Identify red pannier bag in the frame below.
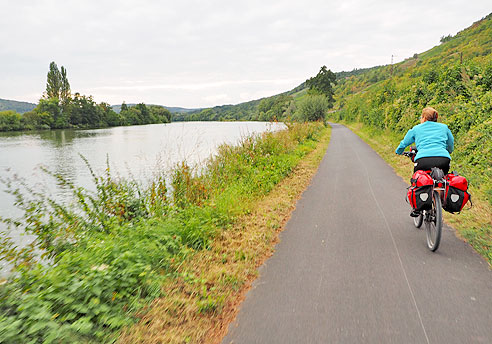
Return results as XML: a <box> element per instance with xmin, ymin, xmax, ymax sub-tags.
<box><xmin>443</xmin><ymin>173</ymin><xmax>471</xmax><ymax>213</ymax></box>
<box><xmin>407</xmin><ymin>170</ymin><xmax>433</xmax><ymax>211</ymax></box>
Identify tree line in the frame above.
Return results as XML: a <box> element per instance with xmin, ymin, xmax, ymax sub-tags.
<box><xmin>1</xmin><ymin>62</ymin><xmax>338</xmax><ymax>131</ymax></box>
<box><xmin>0</xmin><ymin>62</ymin><xmax>171</xmax><ymax>131</ymax></box>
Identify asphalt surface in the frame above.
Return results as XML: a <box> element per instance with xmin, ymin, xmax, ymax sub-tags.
<box><xmin>222</xmin><ymin>123</ymin><xmax>492</xmax><ymax>344</ymax></box>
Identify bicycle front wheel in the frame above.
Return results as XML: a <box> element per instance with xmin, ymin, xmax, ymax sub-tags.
<box><xmin>425</xmin><ymin>191</ymin><xmax>442</xmax><ymax>252</ymax></box>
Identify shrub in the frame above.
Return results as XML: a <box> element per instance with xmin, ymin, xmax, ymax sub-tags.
<box><xmin>295</xmin><ymin>95</ymin><xmax>330</xmax><ymax>122</ymax></box>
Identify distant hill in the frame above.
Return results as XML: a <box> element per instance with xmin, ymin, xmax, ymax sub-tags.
<box><xmin>0</xmin><ymin>98</ymin><xmax>199</xmax><ymax>116</ymax></box>
<box><xmin>0</xmin><ymin>98</ymin><xmax>36</xmax><ymax>113</ymax></box>
<box><xmin>111</xmin><ymin>104</ymin><xmax>200</xmax><ymax>114</ymax></box>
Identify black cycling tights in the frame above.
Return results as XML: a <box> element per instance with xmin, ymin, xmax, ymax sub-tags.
<box><xmin>414</xmin><ymin>157</ymin><xmax>450</xmax><ymax>175</ymax></box>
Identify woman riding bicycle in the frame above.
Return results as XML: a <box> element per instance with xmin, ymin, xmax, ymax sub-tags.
<box><xmin>395</xmin><ymin>107</ymin><xmax>454</xmax><ymax>216</ymax></box>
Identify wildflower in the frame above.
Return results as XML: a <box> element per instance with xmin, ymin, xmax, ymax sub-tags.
<box><xmin>91</xmin><ymin>264</ymin><xmax>109</xmax><ymax>271</ymax></box>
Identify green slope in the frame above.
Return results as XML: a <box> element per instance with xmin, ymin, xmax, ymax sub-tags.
<box><xmin>111</xmin><ymin>104</ymin><xmax>199</xmax><ymax>114</ymax></box>
<box><xmin>0</xmin><ymin>98</ymin><xmax>36</xmax><ymax>114</ymax></box>
<box><xmin>331</xmin><ymin>13</ymin><xmax>492</xmax><ymax>263</ymax></box>
<box><xmin>332</xmin><ymin>13</ymin><xmax>492</xmax><ymax>195</ymax></box>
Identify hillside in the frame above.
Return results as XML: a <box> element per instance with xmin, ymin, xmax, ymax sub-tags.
<box><xmin>0</xmin><ymin>98</ymin><xmax>36</xmax><ymax>113</ymax></box>
<box><xmin>111</xmin><ymin>104</ymin><xmax>199</xmax><ymax>114</ymax></box>
<box><xmin>332</xmin><ymin>13</ymin><xmax>492</xmax><ymax>191</ymax></box>
<box><xmin>172</xmin><ymin>98</ymin><xmax>260</xmax><ymax>121</ymax></box>
<box><xmin>328</xmin><ymin>13</ymin><xmax>492</xmax><ymax>264</ymax></box>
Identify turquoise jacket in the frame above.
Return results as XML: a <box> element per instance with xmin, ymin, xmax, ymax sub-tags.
<box><xmin>395</xmin><ymin>121</ymin><xmax>454</xmax><ymax>160</ymax></box>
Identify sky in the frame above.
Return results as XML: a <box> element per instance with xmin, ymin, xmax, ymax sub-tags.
<box><xmin>1</xmin><ymin>0</ymin><xmax>491</xmax><ymax>108</ymax></box>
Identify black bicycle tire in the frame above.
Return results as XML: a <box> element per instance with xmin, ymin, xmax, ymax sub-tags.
<box><xmin>425</xmin><ymin>191</ymin><xmax>442</xmax><ymax>251</ymax></box>
<box><xmin>414</xmin><ymin>213</ymin><xmax>423</xmax><ymax>228</ymax></box>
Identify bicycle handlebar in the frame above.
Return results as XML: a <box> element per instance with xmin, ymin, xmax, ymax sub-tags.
<box><xmin>401</xmin><ymin>146</ymin><xmax>417</xmax><ymax>160</ymax></box>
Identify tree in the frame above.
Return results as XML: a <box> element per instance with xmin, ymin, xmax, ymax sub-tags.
<box><xmin>69</xmin><ymin>94</ymin><xmax>100</xmax><ymax>127</ymax></box>
<box><xmin>306</xmin><ymin>66</ymin><xmax>337</xmax><ymax>105</ymax></box>
<box><xmin>257</xmin><ymin>95</ymin><xmax>293</xmax><ymax>121</ymax></box>
<box><xmin>121</xmin><ymin>102</ymin><xmax>128</xmax><ymax>112</ymax></box>
<box><xmin>0</xmin><ymin>110</ymin><xmax>22</xmax><ymax>131</ymax></box>
<box><xmin>148</xmin><ymin>105</ymin><xmax>171</xmax><ymax>123</ymax></box>
<box><xmin>36</xmin><ymin>98</ymin><xmax>65</xmax><ymax>128</ymax></box>
<box><xmin>135</xmin><ymin>103</ymin><xmax>151</xmax><ymax>124</ymax></box>
<box><xmin>99</xmin><ymin>102</ymin><xmax>121</xmax><ymax>127</ymax></box>
<box><xmin>295</xmin><ymin>95</ymin><xmax>329</xmax><ymax>122</ymax></box>
<box><xmin>46</xmin><ymin>62</ymin><xmax>61</xmax><ymax>99</ymax></box>
<box><xmin>21</xmin><ymin>110</ymin><xmax>53</xmax><ymax>129</ymax></box>
<box><xmin>60</xmin><ymin>66</ymin><xmax>71</xmax><ymax>104</ymax></box>
<box><xmin>440</xmin><ymin>34</ymin><xmax>453</xmax><ymax>43</ymax></box>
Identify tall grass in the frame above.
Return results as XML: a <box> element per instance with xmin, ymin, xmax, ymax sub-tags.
<box><xmin>0</xmin><ymin>122</ymin><xmax>325</xmax><ymax>343</ymax></box>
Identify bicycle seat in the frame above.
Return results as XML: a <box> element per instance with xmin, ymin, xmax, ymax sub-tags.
<box><xmin>430</xmin><ymin>167</ymin><xmax>445</xmax><ymax>181</ymax></box>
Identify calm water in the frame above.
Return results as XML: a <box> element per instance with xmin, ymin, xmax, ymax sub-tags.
<box><xmin>0</xmin><ymin>121</ymin><xmax>285</xmax><ymax>275</ymax></box>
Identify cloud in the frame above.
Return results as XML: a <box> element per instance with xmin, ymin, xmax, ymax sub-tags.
<box><xmin>1</xmin><ymin>0</ymin><xmax>491</xmax><ymax>107</ymax></box>
<box><xmin>92</xmin><ymin>78</ymin><xmax>300</xmax><ymax>92</ymax></box>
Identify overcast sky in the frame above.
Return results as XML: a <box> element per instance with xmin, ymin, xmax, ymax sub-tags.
<box><xmin>1</xmin><ymin>1</ymin><xmax>491</xmax><ymax>108</ymax></box>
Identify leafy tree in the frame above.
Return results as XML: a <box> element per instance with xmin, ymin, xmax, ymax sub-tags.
<box><xmin>121</xmin><ymin>102</ymin><xmax>128</xmax><ymax>112</ymax></box>
<box><xmin>0</xmin><ymin>110</ymin><xmax>23</xmax><ymax>131</ymax></box>
<box><xmin>295</xmin><ymin>95</ymin><xmax>329</xmax><ymax>122</ymax></box>
<box><xmin>60</xmin><ymin>66</ymin><xmax>71</xmax><ymax>104</ymax></box>
<box><xmin>121</xmin><ymin>107</ymin><xmax>141</xmax><ymax>125</ymax></box>
<box><xmin>21</xmin><ymin>110</ymin><xmax>53</xmax><ymax>129</ymax></box>
<box><xmin>135</xmin><ymin>103</ymin><xmax>151</xmax><ymax>124</ymax></box>
<box><xmin>69</xmin><ymin>93</ymin><xmax>101</xmax><ymax>127</ymax></box>
<box><xmin>148</xmin><ymin>105</ymin><xmax>171</xmax><ymax>123</ymax></box>
<box><xmin>36</xmin><ymin>98</ymin><xmax>66</xmax><ymax>128</ymax></box>
<box><xmin>99</xmin><ymin>102</ymin><xmax>121</xmax><ymax>127</ymax></box>
<box><xmin>306</xmin><ymin>66</ymin><xmax>337</xmax><ymax>105</ymax></box>
<box><xmin>258</xmin><ymin>94</ymin><xmax>293</xmax><ymax>121</ymax></box>
<box><xmin>46</xmin><ymin>62</ymin><xmax>62</xmax><ymax>99</ymax></box>
<box><xmin>440</xmin><ymin>34</ymin><xmax>453</xmax><ymax>43</ymax></box>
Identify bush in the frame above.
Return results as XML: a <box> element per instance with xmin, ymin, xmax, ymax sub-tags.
<box><xmin>295</xmin><ymin>95</ymin><xmax>330</xmax><ymax>122</ymax></box>
<box><xmin>0</xmin><ymin>111</ymin><xmax>22</xmax><ymax>131</ymax></box>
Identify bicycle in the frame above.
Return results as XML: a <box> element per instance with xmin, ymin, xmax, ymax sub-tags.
<box><xmin>402</xmin><ymin>148</ymin><xmax>446</xmax><ymax>252</ymax></box>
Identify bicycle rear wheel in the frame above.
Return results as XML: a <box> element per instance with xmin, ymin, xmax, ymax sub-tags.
<box><xmin>425</xmin><ymin>191</ymin><xmax>442</xmax><ymax>251</ymax></box>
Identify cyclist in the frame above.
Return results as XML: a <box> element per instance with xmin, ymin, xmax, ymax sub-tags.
<box><xmin>395</xmin><ymin>107</ymin><xmax>454</xmax><ymax>217</ymax></box>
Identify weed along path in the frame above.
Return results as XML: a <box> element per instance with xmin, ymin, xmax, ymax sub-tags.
<box><xmin>222</xmin><ymin>123</ymin><xmax>492</xmax><ymax>344</ymax></box>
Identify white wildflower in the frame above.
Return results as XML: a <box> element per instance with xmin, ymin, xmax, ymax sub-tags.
<box><xmin>91</xmin><ymin>264</ymin><xmax>109</xmax><ymax>271</ymax></box>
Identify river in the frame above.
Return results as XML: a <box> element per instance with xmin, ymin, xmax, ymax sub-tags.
<box><xmin>0</xmin><ymin>121</ymin><xmax>285</xmax><ymax>275</ymax></box>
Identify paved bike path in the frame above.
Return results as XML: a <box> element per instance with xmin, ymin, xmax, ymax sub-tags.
<box><xmin>222</xmin><ymin>123</ymin><xmax>491</xmax><ymax>344</ymax></box>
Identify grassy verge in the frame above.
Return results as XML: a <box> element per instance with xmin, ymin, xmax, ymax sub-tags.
<box><xmin>333</xmin><ymin>120</ymin><xmax>491</xmax><ymax>266</ymax></box>
<box><xmin>0</xmin><ymin>123</ymin><xmax>330</xmax><ymax>343</ymax></box>
<box><xmin>118</xmin><ymin>125</ymin><xmax>331</xmax><ymax>343</ymax></box>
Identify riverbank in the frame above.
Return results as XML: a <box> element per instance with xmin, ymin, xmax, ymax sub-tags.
<box><xmin>333</xmin><ymin>120</ymin><xmax>491</xmax><ymax>265</ymax></box>
<box><xmin>0</xmin><ymin>122</ymin><xmax>329</xmax><ymax>343</ymax></box>
<box><xmin>118</xmin><ymin>124</ymin><xmax>331</xmax><ymax>343</ymax></box>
